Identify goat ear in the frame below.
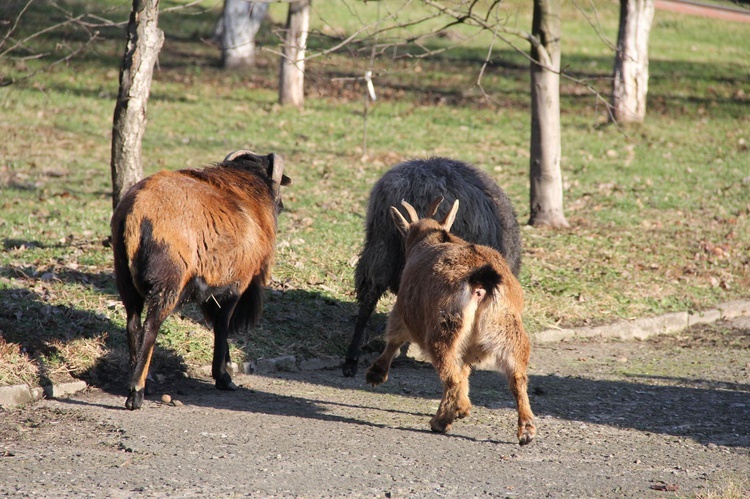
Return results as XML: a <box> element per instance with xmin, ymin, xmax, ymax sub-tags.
<box><xmin>426</xmin><ymin>196</ymin><xmax>444</xmax><ymax>218</ymax></box>
<box><xmin>440</xmin><ymin>199</ymin><xmax>459</xmax><ymax>232</ymax></box>
<box><xmin>390</xmin><ymin>206</ymin><xmax>410</xmax><ymax>236</ymax></box>
<box><xmin>267</xmin><ymin>153</ymin><xmax>292</xmax><ymax>186</ymax></box>
<box><xmin>400</xmin><ymin>200</ymin><xmax>419</xmax><ymax>223</ymax></box>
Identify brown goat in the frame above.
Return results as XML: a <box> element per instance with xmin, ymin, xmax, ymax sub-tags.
<box><xmin>365</xmin><ymin>198</ymin><xmax>536</xmax><ymax>445</ymax></box>
<box><xmin>111</xmin><ymin>150</ymin><xmax>291</xmax><ymax>410</ymax></box>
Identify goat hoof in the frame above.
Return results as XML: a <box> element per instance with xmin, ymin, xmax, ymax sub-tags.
<box><xmin>365</xmin><ymin>366</ymin><xmax>387</xmax><ymax>387</ymax></box>
<box><xmin>342</xmin><ymin>359</ymin><xmax>358</xmax><ymax>378</ymax></box>
<box><xmin>456</xmin><ymin>401</ymin><xmax>472</xmax><ymax>419</ymax></box>
<box><xmin>430</xmin><ymin>417</ymin><xmax>452</xmax><ymax>433</ymax></box>
<box><xmin>518</xmin><ymin>423</ymin><xmax>536</xmax><ymax>446</ymax></box>
<box><xmin>125</xmin><ymin>389</ymin><xmax>144</xmax><ymax>410</ymax></box>
<box><xmin>216</xmin><ymin>375</ymin><xmax>238</xmax><ymax>391</ymax></box>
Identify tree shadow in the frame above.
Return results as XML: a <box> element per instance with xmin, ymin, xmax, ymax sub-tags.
<box><xmin>0</xmin><ymin>273</ymin><xmax>190</xmax><ymax>391</ymax></box>
<box><xmin>4</xmin><ymin>258</ymin><xmax>747</xmax><ymax>449</ymax></box>
<box><xmin>57</xmin><ymin>351</ymin><xmax>750</xmax><ymax>449</ymax></box>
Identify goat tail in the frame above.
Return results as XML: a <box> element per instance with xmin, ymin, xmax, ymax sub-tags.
<box><xmin>228</xmin><ymin>275</ymin><xmax>265</xmax><ymax>335</ymax></box>
<box><xmin>467</xmin><ymin>264</ymin><xmax>502</xmax><ymax>300</ymax></box>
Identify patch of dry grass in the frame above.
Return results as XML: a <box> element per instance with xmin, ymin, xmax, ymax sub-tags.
<box><xmin>0</xmin><ymin>0</ymin><xmax>748</xmax><ymax>388</ymax></box>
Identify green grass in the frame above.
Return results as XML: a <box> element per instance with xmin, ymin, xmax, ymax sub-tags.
<box><xmin>0</xmin><ymin>0</ymin><xmax>748</xmax><ymax>387</ymax></box>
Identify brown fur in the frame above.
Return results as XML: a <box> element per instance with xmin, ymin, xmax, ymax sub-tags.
<box><xmin>365</xmin><ymin>198</ymin><xmax>536</xmax><ymax>445</ymax></box>
<box><xmin>111</xmin><ymin>151</ymin><xmax>291</xmax><ymax>410</ymax></box>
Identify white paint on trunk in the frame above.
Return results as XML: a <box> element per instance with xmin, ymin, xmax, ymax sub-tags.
<box><xmin>279</xmin><ymin>0</ymin><xmax>310</xmax><ymax>108</ymax></box>
<box><xmin>611</xmin><ymin>0</ymin><xmax>655</xmax><ymax>123</ymax></box>
<box><xmin>221</xmin><ymin>0</ymin><xmax>268</xmax><ymax>69</ymax></box>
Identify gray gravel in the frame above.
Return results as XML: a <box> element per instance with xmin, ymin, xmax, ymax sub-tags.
<box><xmin>1</xmin><ymin>318</ymin><xmax>748</xmax><ymax>497</ymax></box>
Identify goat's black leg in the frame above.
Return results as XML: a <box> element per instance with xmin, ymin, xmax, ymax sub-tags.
<box><xmin>343</xmin><ymin>287</ymin><xmax>382</xmax><ymax>377</ymax></box>
<box><xmin>126</xmin><ymin>295</ymin><xmax>173</xmax><ymax>410</ymax></box>
<box><xmin>213</xmin><ymin>295</ymin><xmax>240</xmax><ymax>391</ymax></box>
<box><xmin>125</xmin><ymin>299</ymin><xmax>144</xmax><ymax>372</ymax></box>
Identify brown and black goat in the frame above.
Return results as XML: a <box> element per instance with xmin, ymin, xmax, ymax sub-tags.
<box><xmin>111</xmin><ymin>150</ymin><xmax>291</xmax><ymax>410</ymax></box>
<box><xmin>365</xmin><ymin>198</ymin><xmax>536</xmax><ymax>445</ymax></box>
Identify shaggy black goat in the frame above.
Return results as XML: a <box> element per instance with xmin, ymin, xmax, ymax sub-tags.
<box><xmin>343</xmin><ymin>157</ymin><xmax>521</xmax><ymax>376</ymax></box>
<box><xmin>111</xmin><ymin>150</ymin><xmax>291</xmax><ymax>410</ymax></box>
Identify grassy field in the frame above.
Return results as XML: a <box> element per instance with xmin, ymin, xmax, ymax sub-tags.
<box><xmin>0</xmin><ymin>0</ymin><xmax>748</xmax><ymax>388</ymax></box>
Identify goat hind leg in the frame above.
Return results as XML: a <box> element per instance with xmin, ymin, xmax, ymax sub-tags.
<box><xmin>455</xmin><ymin>363</ymin><xmax>472</xmax><ymax>419</ymax></box>
<box><xmin>213</xmin><ymin>295</ymin><xmax>240</xmax><ymax>391</ymax></box>
<box><xmin>365</xmin><ymin>338</ymin><xmax>404</xmax><ymax>387</ymax></box>
<box><xmin>430</xmin><ymin>367</ymin><xmax>464</xmax><ymax>433</ymax></box>
<box><xmin>125</xmin><ymin>301</ymin><xmax>143</xmax><ymax>371</ymax></box>
<box><xmin>505</xmin><ymin>365</ymin><xmax>536</xmax><ymax>445</ymax></box>
<box><xmin>126</xmin><ymin>297</ymin><xmax>173</xmax><ymax>410</ymax></box>
<box><xmin>365</xmin><ymin>312</ymin><xmax>407</xmax><ymax>387</ymax></box>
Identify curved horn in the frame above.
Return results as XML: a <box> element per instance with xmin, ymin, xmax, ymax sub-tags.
<box><xmin>224</xmin><ymin>149</ymin><xmax>259</xmax><ymax>162</ymax></box>
<box><xmin>426</xmin><ymin>196</ymin><xmax>444</xmax><ymax>218</ymax></box>
<box><xmin>400</xmin><ymin>200</ymin><xmax>419</xmax><ymax>223</ymax></box>
<box><xmin>267</xmin><ymin>153</ymin><xmax>291</xmax><ymax>186</ymax></box>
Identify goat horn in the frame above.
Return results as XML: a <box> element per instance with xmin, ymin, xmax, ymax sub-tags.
<box><xmin>224</xmin><ymin>149</ymin><xmax>259</xmax><ymax>162</ymax></box>
<box><xmin>400</xmin><ymin>200</ymin><xmax>419</xmax><ymax>223</ymax></box>
<box><xmin>441</xmin><ymin>199</ymin><xmax>460</xmax><ymax>233</ymax></box>
<box><xmin>268</xmin><ymin>153</ymin><xmax>290</xmax><ymax>186</ymax></box>
<box><xmin>426</xmin><ymin>196</ymin><xmax>444</xmax><ymax>218</ymax></box>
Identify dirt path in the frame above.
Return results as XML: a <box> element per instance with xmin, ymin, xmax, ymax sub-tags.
<box><xmin>1</xmin><ymin>319</ymin><xmax>749</xmax><ymax>497</ymax></box>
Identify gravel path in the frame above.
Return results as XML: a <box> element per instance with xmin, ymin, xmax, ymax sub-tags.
<box><xmin>1</xmin><ymin>319</ymin><xmax>748</xmax><ymax>497</ymax></box>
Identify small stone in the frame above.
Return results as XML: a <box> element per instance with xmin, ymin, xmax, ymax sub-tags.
<box><xmin>706</xmin><ymin>443</ymin><xmax>718</xmax><ymax>449</ymax></box>
<box><xmin>161</xmin><ymin>394</ymin><xmax>172</xmax><ymax>404</ymax></box>
<box><xmin>172</xmin><ymin>400</ymin><xmax>183</xmax><ymax>407</ymax></box>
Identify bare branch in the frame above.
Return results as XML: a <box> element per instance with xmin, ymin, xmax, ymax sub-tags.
<box><xmin>1</xmin><ymin>30</ymin><xmax>100</xmax><ymax>87</ymax></box>
<box><xmin>0</xmin><ymin>0</ymin><xmax>34</xmax><ymax>52</ymax></box>
<box><xmin>570</xmin><ymin>0</ymin><xmax>616</xmax><ymax>52</ymax></box>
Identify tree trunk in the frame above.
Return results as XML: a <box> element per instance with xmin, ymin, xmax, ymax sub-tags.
<box><xmin>611</xmin><ymin>0</ymin><xmax>655</xmax><ymax>123</ymax></box>
<box><xmin>220</xmin><ymin>0</ymin><xmax>268</xmax><ymax>69</ymax></box>
<box><xmin>110</xmin><ymin>0</ymin><xmax>164</xmax><ymax>209</ymax></box>
<box><xmin>528</xmin><ymin>0</ymin><xmax>569</xmax><ymax>228</ymax></box>
<box><xmin>279</xmin><ymin>0</ymin><xmax>310</xmax><ymax>108</ymax></box>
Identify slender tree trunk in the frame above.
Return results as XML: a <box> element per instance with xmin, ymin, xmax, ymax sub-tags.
<box><xmin>220</xmin><ymin>0</ymin><xmax>268</xmax><ymax>69</ymax></box>
<box><xmin>110</xmin><ymin>0</ymin><xmax>164</xmax><ymax>209</ymax></box>
<box><xmin>611</xmin><ymin>0</ymin><xmax>655</xmax><ymax>123</ymax></box>
<box><xmin>528</xmin><ymin>0</ymin><xmax>569</xmax><ymax>228</ymax></box>
<box><xmin>279</xmin><ymin>0</ymin><xmax>310</xmax><ymax>108</ymax></box>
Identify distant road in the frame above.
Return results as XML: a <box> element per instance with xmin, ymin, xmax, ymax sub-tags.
<box><xmin>655</xmin><ymin>0</ymin><xmax>750</xmax><ymax>23</ymax></box>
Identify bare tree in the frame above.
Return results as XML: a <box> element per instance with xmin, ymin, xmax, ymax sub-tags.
<box><xmin>110</xmin><ymin>0</ymin><xmax>164</xmax><ymax>209</ymax></box>
<box><xmin>279</xmin><ymin>0</ymin><xmax>310</xmax><ymax>107</ymax></box>
<box><xmin>611</xmin><ymin>0</ymin><xmax>655</xmax><ymax>123</ymax></box>
<box><xmin>528</xmin><ymin>0</ymin><xmax>569</xmax><ymax>228</ymax></box>
<box><xmin>422</xmin><ymin>0</ymin><xmax>569</xmax><ymax>227</ymax></box>
<box><xmin>217</xmin><ymin>0</ymin><xmax>268</xmax><ymax>69</ymax></box>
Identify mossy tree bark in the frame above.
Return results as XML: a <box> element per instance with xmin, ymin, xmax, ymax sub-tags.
<box><xmin>528</xmin><ymin>0</ymin><xmax>569</xmax><ymax>228</ymax></box>
<box><xmin>110</xmin><ymin>0</ymin><xmax>164</xmax><ymax>209</ymax></box>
